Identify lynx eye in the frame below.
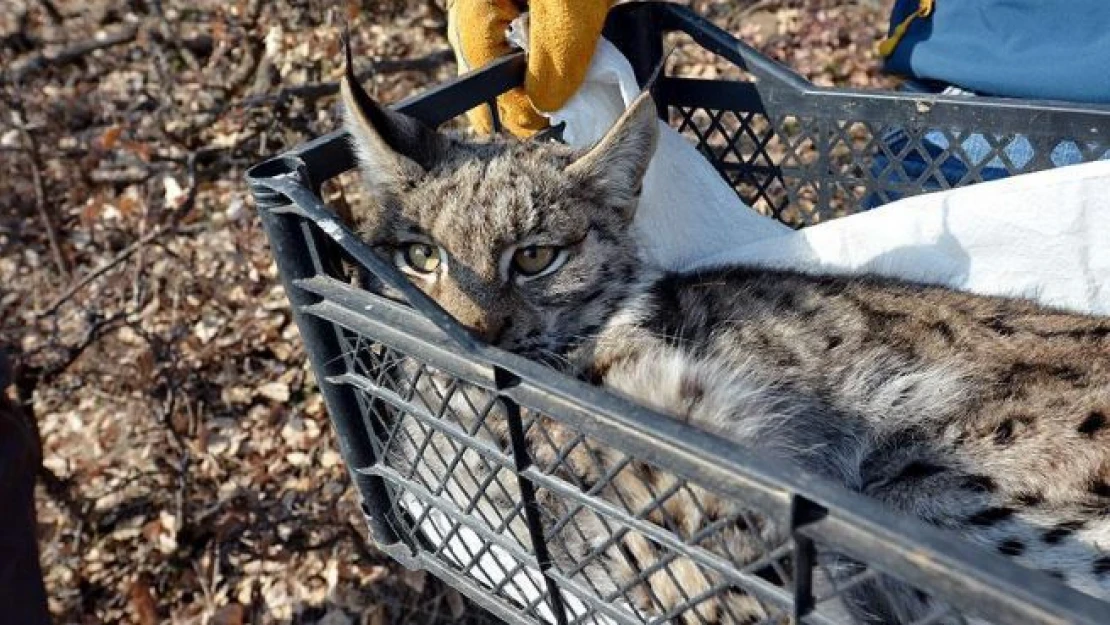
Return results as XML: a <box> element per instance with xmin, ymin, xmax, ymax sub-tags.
<box><xmin>396</xmin><ymin>242</ymin><xmax>442</xmax><ymax>274</ymax></box>
<box><xmin>511</xmin><ymin>245</ymin><xmax>564</xmax><ymax>278</ymax></box>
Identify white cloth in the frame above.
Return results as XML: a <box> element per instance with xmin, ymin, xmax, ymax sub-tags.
<box><xmin>510</xmin><ymin>23</ymin><xmax>1110</xmax><ymax>316</ymax></box>
<box><xmin>704</xmin><ymin>161</ymin><xmax>1110</xmax><ymax>315</ymax></box>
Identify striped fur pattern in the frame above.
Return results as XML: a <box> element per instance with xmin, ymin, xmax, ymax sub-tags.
<box><xmin>338</xmin><ymin>59</ymin><xmax>1110</xmax><ymax>623</ymax></box>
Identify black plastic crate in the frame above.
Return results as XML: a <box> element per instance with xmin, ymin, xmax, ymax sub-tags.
<box><xmin>246</xmin><ymin>4</ymin><xmax>1110</xmax><ymax>624</ymax></box>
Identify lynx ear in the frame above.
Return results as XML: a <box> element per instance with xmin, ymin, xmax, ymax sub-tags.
<box><xmin>340</xmin><ymin>30</ymin><xmax>446</xmax><ymax>200</ymax></box>
<box><xmin>566</xmin><ymin>91</ymin><xmax>659</xmax><ymax>220</ymax></box>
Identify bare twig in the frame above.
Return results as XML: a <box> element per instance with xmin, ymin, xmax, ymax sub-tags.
<box><xmin>35</xmin><ymin>313</ymin><xmax>128</xmax><ymax>388</ymax></box>
<box><xmin>37</xmin><ymin>154</ymin><xmax>199</xmax><ymax>318</ymax></box>
<box><xmin>739</xmin><ymin>0</ymin><xmax>787</xmax><ymax>18</ymax></box>
<box><xmin>345</xmin><ymin>520</ymin><xmax>380</xmax><ymax>562</ymax></box>
<box><xmin>11</xmin><ymin>101</ymin><xmax>69</xmax><ymax>277</ymax></box>
<box><xmin>224</xmin><ymin>34</ymin><xmax>264</xmax><ymax>94</ymax></box>
<box><xmin>146</xmin><ymin>0</ymin><xmax>201</xmax><ymax>72</ymax></box>
<box><xmin>37</xmin><ymin>224</ymin><xmax>173</xmax><ymax>317</ymax></box>
<box><xmin>89</xmin><ymin>166</ymin><xmax>159</xmax><ymax>185</ymax></box>
<box><xmin>35</xmin><ymin>0</ymin><xmax>64</xmax><ymax>24</ymax></box>
<box><xmin>239</xmin><ymin>49</ymin><xmax>454</xmax><ymax>108</ymax></box>
<box><xmin>11</xmin><ymin>23</ymin><xmax>140</xmax><ymax>80</ymax></box>
<box><xmin>3</xmin><ymin>316</ymin><xmax>123</xmax><ymax>524</ymax></box>
<box><xmin>26</xmin><ymin>138</ymin><xmax>68</xmax><ymax>276</ymax></box>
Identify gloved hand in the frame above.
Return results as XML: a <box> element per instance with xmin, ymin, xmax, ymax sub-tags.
<box><xmin>446</xmin><ymin>0</ymin><xmax>615</xmax><ymax>138</ymax></box>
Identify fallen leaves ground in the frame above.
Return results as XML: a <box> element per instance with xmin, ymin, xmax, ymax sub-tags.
<box><xmin>1</xmin><ymin>1</ymin><xmax>894</xmax><ymax>623</ymax></box>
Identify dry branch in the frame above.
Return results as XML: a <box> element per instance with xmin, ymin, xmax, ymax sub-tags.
<box><xmin>11</xmin><ymin>24</ymin><xmax>140</xmax><ymax>80</ymax></box>
<box><xmin>35</xmin><ymin>0</ymin><xmax>64</xmax><ymax>24</ymax></box>
<box><xmin>3</xmin><ymin>314</ymin><xmax>125</xmax><ymax>522</ymax></box>
<box><xmin>38</xmin><ymin>224</ymin><xmax>174</xmax><ymax>317</ymax></box>
<box><xmin>38</xmin><ymin>155</ymin><xmax>199</xmax><ymax>318</ymax></box>
<box><xmin>34</xmin><ymin>313</ymin><xmax>128</xmax><ymax>388</ymax></box>
<box><xmin>10</xmin><ymin>100</ymin><xmax>69</xmax><ymax>277</ymax></box>
<box><xmin>240</xmin><ymin>49</ymin><xmax>454</xmax><ymax>108</ymax></box>
<box><xmin>146</xmin><ymin>0</ymin><xmax>201</xmax><ymax>73</ymax></box>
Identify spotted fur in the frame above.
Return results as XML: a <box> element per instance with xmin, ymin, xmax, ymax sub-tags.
<box><xmin>338</xmin><ymin>54</ymin><xmax>1110</xmax><ymax>623</ymax></box>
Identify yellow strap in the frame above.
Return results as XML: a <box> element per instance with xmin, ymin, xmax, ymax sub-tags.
<box><xmin>877</xmin><ymin>0</ymin><xmax>934</xmax><ymax>58</ymax></box>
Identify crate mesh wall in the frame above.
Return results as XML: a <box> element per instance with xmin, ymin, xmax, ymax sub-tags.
<box><xmin>667</xmin><ymin>99</ymin><xmax>1110</xmax><ymax>226</ymax></box>
<box><xmin>327</xmin><ymin>326</ymin><xmax>983</xmax><ymax>625</ymax></box>
<box><xmin>650</xmin><ymin>26</ymin><xmax>1110</xmax><ymax>227</ymax></box>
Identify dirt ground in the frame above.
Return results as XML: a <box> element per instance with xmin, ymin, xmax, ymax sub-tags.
<box><xmin>1</xmin><ymin>1</ymin><xmax>894</xmax><ymax>623</ymax></box>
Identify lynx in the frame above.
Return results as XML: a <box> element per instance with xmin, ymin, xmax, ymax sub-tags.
<box><xmin>336</xmin><ymin>44</ymin><xmax>1110</xmax><ymax>623</ymax></box>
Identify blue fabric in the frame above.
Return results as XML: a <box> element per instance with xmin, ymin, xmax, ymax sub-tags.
<box><xmin>884</xmin><ymin>0</ymin><xmax>1110</xmax><ymax>105</ymax></box>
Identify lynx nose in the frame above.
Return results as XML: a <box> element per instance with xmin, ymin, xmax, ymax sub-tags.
<box><xmin>469</xmin><ymin>315</ymin><xmax>511</xmax><ymax>344</ymax></box>
<box><xmin>435</xmin><ymin>281</ymin><xmax>511</xmax><ymax>344</ymax></box>
<box><xmin>443</xmin><ymin>298</ymin><xmax>509</xmax><ymax>343</ymax></box>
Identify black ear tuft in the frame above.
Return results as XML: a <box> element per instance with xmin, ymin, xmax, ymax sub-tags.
<box><xmin>340</xmin><ymin>26</ymin><xmax>448</xmax><ymax>193</ymax></box>
<box><xmin>342</xmin><ymin>21</ymin><xmax>355</xmax><ymax>83</ymax></box>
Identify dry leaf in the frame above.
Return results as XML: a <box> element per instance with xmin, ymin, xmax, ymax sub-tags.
<box><xmin>142</xmin><ymin>518</ymin><xmax>163</xmax><ymax>542</ymax></box>
<box><xmin>134</xmin><ymin>346</ymin><xmax>156</xmax><ymax>383</ymax></box>
<box><xmin>319</xmin><ymin>449</ymin><xmax>341</xmax><ymax>468</ymax></box>
<box><xmin>100</xmin><ymin>125</ymin><xmax>123</xmax><ymax>150</ymax></box>
<box><xmin>221</xmin><ymin>386</ymin><xmax>253</xmax><ymax>405</ymax></box>
<box><xmin>205</xmin><ymin>431</ymin><xmax>231</xmax><ymax>455</ymax></box>
<box><xmin>445</xmin><ymin>588</ymin><xmax>466</xmax><ymax>620</ymax></box>
<box><xmin>117</xmin><ymin>193</ymin><xmax>141</xmax><ymax>217</ymax></box>
<box><xmin>163</xmin><ymin>510</ymin><xmax>179</xmax><ymax>528</ymax></box>
<box><xmin>285</xmin><ymin>451</ymin><xmax>310</xmax><ymax>467</ymax></box>
<box><xmin>193</xmin><ymin>315</ymin><xmax>222</xmax><ymax>344</ymax></box>
<box><xmin>400</xmin><ymin>568</ymin><xmax>426</xmax><ymax>593</ymax></box>
<box><xmin>81</xmin><ymin>196</ymin><xmax>105</xmax><ymax>227</ymax></box>
<box><xmin>163</xmin><ymin>175</ymin><xmax>186</xmax><ymax>207</ymax></box>
<box><xmin>362</xmin><ymin>606</ymin><xmax>385</xmax><ymax>625</ymax></box>
<box><xmin>257</xmin><ymin>381</ymin><xmax>290</xmax><ymax>402</ymax></box>
<box><xmin>128</xmin><ymin>578</ymin><xmax>159</xmax><ymax>625</ymax></box>
<box><xmin>124</xmin><ymin>140</ymin><xmax>153</xmax><ymax>162</ymax></box>
<box><xmin>209</xmin><ymin>603</ymin><xmax>245</xmax><ymax>625</ymax></box>
<box><xmin>364</xmin><ymin>565</ymin><xmax>389</xmax><ymax>584</ymax></box>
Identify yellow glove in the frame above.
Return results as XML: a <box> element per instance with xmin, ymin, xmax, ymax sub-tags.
<box><xmin>447</xmin><ymin>0</ymin><xmax>615</xmax><ymax>138</ymax></box>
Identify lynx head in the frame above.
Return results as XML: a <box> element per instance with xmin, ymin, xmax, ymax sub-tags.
<box><xmin>338</xmin><ymin>53</ymin><xmax>658</xmax><ymax>363</ymax></box>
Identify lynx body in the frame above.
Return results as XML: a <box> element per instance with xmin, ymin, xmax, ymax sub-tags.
<box><xmin>337</xmin><ymin>46</ymin><xmax>1110</xmax><ymax>623</ymax></box>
